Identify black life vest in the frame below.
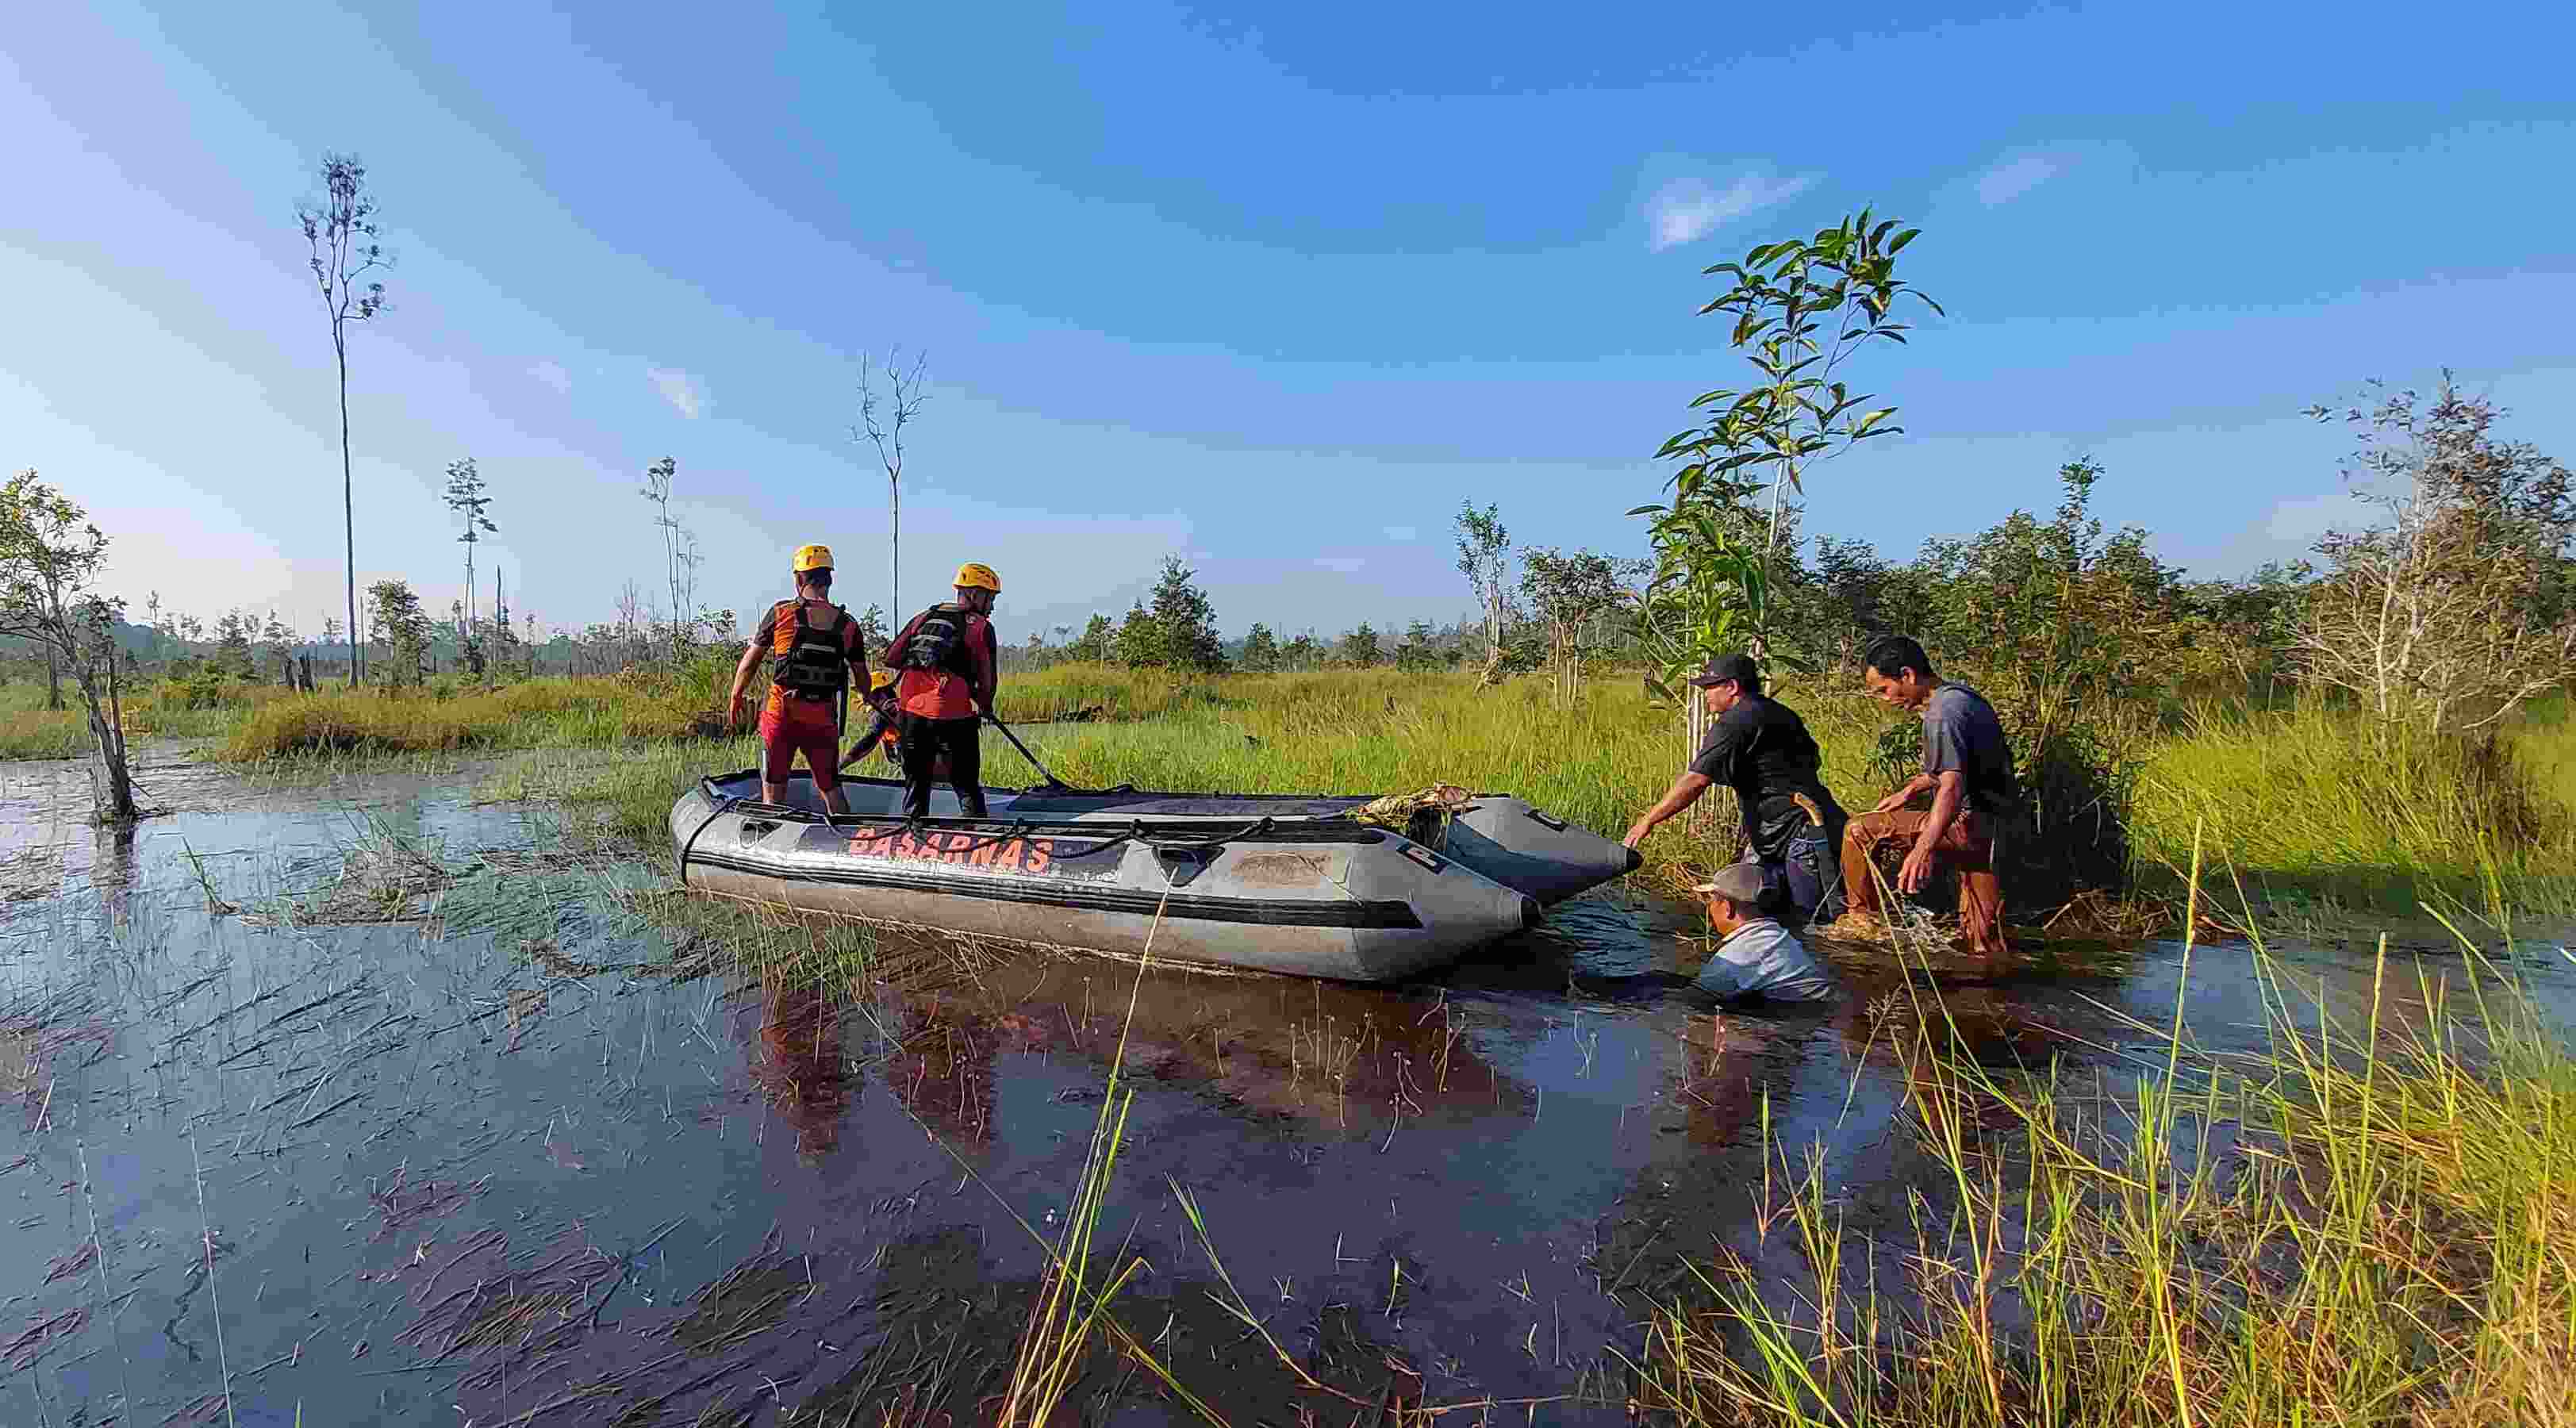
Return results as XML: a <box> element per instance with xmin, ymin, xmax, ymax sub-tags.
<box><xmin>900</xmin><ymin>602</ymin><xmax>981</xmax><ymax>678</ymax></box>
<box><xmin>770</xmin><ymin>600</ymin><xmax>850</xmax><ymax>701</ymax></box>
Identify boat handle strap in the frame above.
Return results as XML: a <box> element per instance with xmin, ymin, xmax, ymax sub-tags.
<box><xmin>1134</xmin><ymin>817</ymin><xmax>1275</xmax><ymax>853</ymax></box>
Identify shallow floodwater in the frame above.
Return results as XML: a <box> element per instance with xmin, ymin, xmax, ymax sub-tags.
<box><xmin>1</xmin><ymin>755</ymin><xmax>2569</xmax><ymax>1425</ymax></box>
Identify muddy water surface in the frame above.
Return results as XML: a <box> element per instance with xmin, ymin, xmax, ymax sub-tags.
<box><xmin>2</xmin><ymin>757</ymin><xmax>2570</xmax><ymax>1425</ymax></box>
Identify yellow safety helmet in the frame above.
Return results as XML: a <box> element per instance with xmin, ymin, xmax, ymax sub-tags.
<box><xmin>869</xmin><ymin>670</ymin><xmax>895</xmax><ymax>692</ymax></box>
<box><xmin>953</xmin><ymin>562</ymin><xmax>1001</xmax><ymax>593</ymax></box>
<box><xmin>793</xmin><ymin>543</ymin><xmax>835</xmax><ymax>573</ymax></box>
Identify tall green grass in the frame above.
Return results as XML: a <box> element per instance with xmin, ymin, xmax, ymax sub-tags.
<box><xmin>217</xmin><ymin>676</ymin><xmax>728</xmax><ymax>761</ymax></box>
<box><xmin>1006</xmin><ymin>669</ymin><xmax>2576</xmax><ymax>918</ymax></box>
<box><xmin>2132</xmin><ymin>701</ymin><xmax>2576</xmax><ymax>920</ymax></box>
<box><xmin>478</xmin><ymin>662</ymin><xmax>2576</xmax><ymax>917</ymax></box>
<box><xmin>1627</xmin><ymin>925</ymin><xmax>2576</xmax><ymax>1427</ymax></box>
<box><xmin>995</xmin><ymin>663</ymin><xmax>1248</xmax><ymax>723</ymax></box>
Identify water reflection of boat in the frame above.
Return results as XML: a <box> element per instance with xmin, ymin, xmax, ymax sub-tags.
<box><xmin>870</xmin><ymin>954</ymin><xmax>1528</xmax><ymax>1141</ymax></box>
<box><xmin>672</xmin><ymin>770</ymin><xmax>1638</xmax><ymax>983</ymax></box>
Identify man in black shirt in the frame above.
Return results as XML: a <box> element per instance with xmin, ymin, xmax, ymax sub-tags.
<box><xmin>1624</xmin><ymin>653</ymin><xmax>1847</xmax><ymax>926</ymax></box>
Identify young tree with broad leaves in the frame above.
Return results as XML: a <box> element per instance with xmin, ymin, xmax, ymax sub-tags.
<box><xmin>298</xmin><ymin>154</ymin><xmax>390</xmax><ymax>688</ymax></box>
<box><xmin>0</xmin><ymin>471</ymin><xmax>139</xmax><ymax>819</ymax></box>
<box><xmin>1641</xmin><ymin>210</ymin><xmax>1937</xmax><ymax>693</ymax></box>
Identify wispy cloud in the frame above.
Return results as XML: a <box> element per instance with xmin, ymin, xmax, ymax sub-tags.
<box><xmin>1975</xmin><ymin>152</ymin><xmax>2065</xmax><ymax>206</ymax></box>
<box><xmin>1645</xmin><ymin>171</ymin><xmax>1818</xmax><ymax>251</ymax></box>
<box><xmin>529</xmin><ymin>360</ymin><xmax>570</xmax><ymax>395</ymax></box>
<box><xmin>1382</xmin><ymin>524</ymin><xmax>1417</xmax><ymax>542</ymax></box>
<box><xmin>649</xmin><ymin>366</ymin><xmax>707</xmax><ymax>419</ymax></box>
<box><xmin>1968</xmin><ymin>142</ymin><xmax>2136</xmax><ymax>207</ymax></box>
<box><xmin>1314</xmin><ymin>556</ymin><xmax>1365</xmax><ymax>574</ymax></box>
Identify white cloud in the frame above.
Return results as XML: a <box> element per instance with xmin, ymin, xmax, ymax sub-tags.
<box><xmin>1314</xmin><ymin>556</ymin><xmax>1365</xmax><ymax>574</ymax></box>
<box><xmin>1382</xmin><ymin>524</ymin><xmax>1417</xmax><ymax>542</ymax></box>
<box><xmin>648</xmin><ymin>366</ymin><xmax>707</xmax><ymax>419</ymax></box>
<box><xmin>1645</xmin><ymin>172</ymin><xmax>1818</xmax><ymax>251</ymax></box>
<box><xmin>1975</xmin><ymin>152</ymin><xmax>2064</xmax><ymax>207</ymax></box>
<box><xmin>529</xmin><ymin>360</ymin><xmax>570</xmax><ymax>395</ymax></box>
<box><xmin>1965</xmin><ymin>142</ymin><xmax>2136</xmax><ymax>208</ymax></box>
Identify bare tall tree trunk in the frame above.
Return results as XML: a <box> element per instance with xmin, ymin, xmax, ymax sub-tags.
<box><xmin>461</xmin><ymin>537</ymin><xmax>474</xmax><ymax>673</ymax></box>
<box><xmin>890</xmin><ymin>478</ymin><xmax>900</xmax><ymax>628</ymax></box>
<box><xmin>339</xmin><ymin>339</ymin><xmax>362</xmax><ymax>688</ymax></box>
<box><xmin>45</xmin><ymin>647</ymin><xmax>61</xmax><ymax>711</ymax></box>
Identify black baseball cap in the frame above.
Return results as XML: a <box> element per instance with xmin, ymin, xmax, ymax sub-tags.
<box><xmin>1684</xmin><ymin>652</ymin><xmax>1759</xmax><ymax>689</ymax></box>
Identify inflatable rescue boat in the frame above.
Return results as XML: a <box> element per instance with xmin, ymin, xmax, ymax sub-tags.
<box><xmin>668</xmin><ymin>770</ymin><xmax>1639</xmax><ymax>982</ymax></box>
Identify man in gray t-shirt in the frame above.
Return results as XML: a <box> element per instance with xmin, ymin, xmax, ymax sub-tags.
<box><xmin>1829</xmin><ymin>635</ymin><xmax>2017</xmax><ymax>961</ymax></box>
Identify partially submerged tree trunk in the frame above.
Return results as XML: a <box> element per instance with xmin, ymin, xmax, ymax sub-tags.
<box><xmin>79</xmin><ymin>651</ymin><xmax>136</xmax><ymax>822</ymax></box>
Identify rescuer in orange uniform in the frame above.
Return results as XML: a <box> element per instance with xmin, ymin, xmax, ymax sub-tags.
<box><xmin>840</xmin><ymin>669</ymin><xmax>955</xmax><ymax>783</ymax></box>
<box><xmin>726</xmin><ymin>544</ymin><xmax>871</xmax><ymax>812</ymax></box>
<box><xmin>881</xmin><ymin>562</ymin><xmax>1002</xmax><ymax>819</ymax></box>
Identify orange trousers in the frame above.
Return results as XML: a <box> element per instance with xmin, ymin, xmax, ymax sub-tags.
<box><xmin>1840</xmin><ymin>808</ymin><xmax>2006</xmax><ymax>954</ymax></box>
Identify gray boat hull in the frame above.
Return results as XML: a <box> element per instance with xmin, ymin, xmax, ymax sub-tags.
<box><xmin>670</xmin><ymin>775</ymin><xmax>1548</xmax><ymax>983</ymax></box>
<box><xmin>806</xmin><ymin>774</ymin><xmax>1639</xmax><ymax>906</ymax></box>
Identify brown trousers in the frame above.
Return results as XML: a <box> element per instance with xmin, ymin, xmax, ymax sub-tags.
<box><xmin>1841</xmin><ymin>808</ymin><xmax>2006</xmax><ymax>953</ymax></box>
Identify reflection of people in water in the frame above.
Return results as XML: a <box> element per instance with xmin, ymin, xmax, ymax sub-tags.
<box><xmin>890</xmin><ymin>1000</ymin><xmax>1007</xmax><ymax>1150</ymax></box>
<box><xmin>751</xmin><ymin>977</ymin><xmax>855</xmax><ymax>1163</ymax></box>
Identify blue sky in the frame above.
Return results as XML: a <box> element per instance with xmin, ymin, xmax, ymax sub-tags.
<box><xmin>4</xmin><ymin>0</ymin><xmax>2571</xmax><ymax>643</ymax></box>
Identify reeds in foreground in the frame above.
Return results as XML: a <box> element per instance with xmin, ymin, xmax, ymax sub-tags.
<box><xmin>1622</xmin><ymin>904</ymin><xmax>2576</xmax><ymax>1426</ymax></box>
